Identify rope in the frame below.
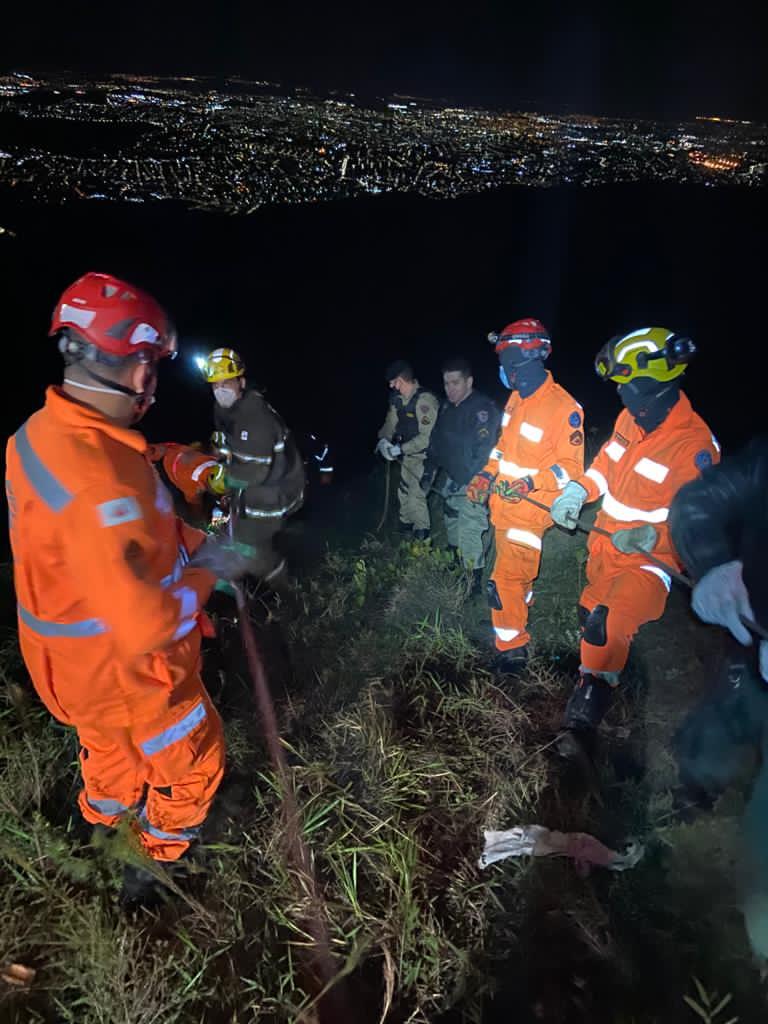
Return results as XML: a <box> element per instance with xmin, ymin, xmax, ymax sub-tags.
<box><xmin>376</xmin><ymin>460</ymin><xmax>391</xmax><ymax>533</ymax></box>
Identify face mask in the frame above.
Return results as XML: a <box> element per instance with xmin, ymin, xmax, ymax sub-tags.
<box><xmin>214</xmin><ymin>387</ymin><xmax>238</xmax><ymax>409</ymax></box>
<box><xmin>499</xmin><ymin>349</ymin><xmax>547</xmax><ymax>397</ymax></box>
<box><xmin>618</xmin><ymin>378</ymin><xmax>680</xmax><ymax>432</ymax></box>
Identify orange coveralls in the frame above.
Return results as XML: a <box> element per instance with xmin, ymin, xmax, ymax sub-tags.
<box><xmin>482</xmin><ymin>372</ymin><xmax>584</xmax><ymax>651</ymax></box>
<box><xmin>574</xmin><ymin>392</ymin><xmax>720</xmax><ymax>675</ymax></box>
<box><xmin>5</xmin><ymin>388</ymin><xmax>223</xmax><ymax>861</ymax></box>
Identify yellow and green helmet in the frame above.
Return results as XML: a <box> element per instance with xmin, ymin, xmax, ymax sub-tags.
<box><xmin>595</xmin><ymin>327</ymin><xmax>696</xmax><ymax>384</ymax></box>
<box><xmin>200</xmin><ymin>347</ymin><xmax>245</xmax><ymax>383</ymax></box>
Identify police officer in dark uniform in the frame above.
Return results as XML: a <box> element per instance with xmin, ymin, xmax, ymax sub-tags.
<box><xmin>202</xmin><ymin>347</ymin><xmax>305</xmax><ymax>584</ymax></box>
<box><xmin>422</xmin><ymin>357</ymin><xmax>501</xmax><ymax>585</ymax></box>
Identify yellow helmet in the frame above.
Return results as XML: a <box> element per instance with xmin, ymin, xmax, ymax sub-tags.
<box><xmin>200</xmin><ymin>347</ymin><xmax>245</xmax><ymax>383</ymax></box>
<box><xmin>595</xmin><ymin>327</ymin><xmax>696</xmax><ymax>384</ymax></box>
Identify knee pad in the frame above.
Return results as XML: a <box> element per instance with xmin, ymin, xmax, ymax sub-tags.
<box><xmin>487</xmin><ymin>579</ymin><xmax>503</xmax><ymax>611</ymax></box>
<box><xmin>583</xmin><ymin>604</ymin><xmax>609</xmax><ymax>647</ymax></box>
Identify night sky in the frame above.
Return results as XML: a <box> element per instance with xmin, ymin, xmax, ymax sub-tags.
<box><xmin>2</xmin><ymin>2</ymin><xmax>766</xmax><ymax>121</ymax></box>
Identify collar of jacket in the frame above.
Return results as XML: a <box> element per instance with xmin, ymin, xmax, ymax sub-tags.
<box><xmin>46</xmin><ymin>386</ymin><xmax>148</xmax><ymax>454</ymax></box>
<box><xmin>625</xmin><ymin>389</ymin><xmax>693</xmax><ymax>439</ymax></box>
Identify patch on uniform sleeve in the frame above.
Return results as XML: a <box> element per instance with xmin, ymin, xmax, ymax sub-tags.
<box><xmin>695</xmin><ymin>449</ymin><xmax>713</xmax><ymax>471</ymax></box>
<box><xmin>97</xmin><ymin>496</ymin><xmax>142</xmax><ymax>528</ymax></box>
<box><xmin>568</xmin><ymin>410</ymin><xmax>582</xmax><ymax>428</ymax></box>
<box><xmin>569</xmin><ymin>430</ymin><xmax>584</xmax><ymax>446</ymax></box>
<box><xmin>240</xmin><ymin>430</ymin><xmax>249</xmax><ymax>441</ymax></box>
<box><xmin>418</xmin><ymin>404</ymin><xmax>432</xmax><ymax>417</ymax></box>
<box><xmin>477</xmin><ymin>409</ymin><xmax>489</xmax><ymax>424</ymax></box>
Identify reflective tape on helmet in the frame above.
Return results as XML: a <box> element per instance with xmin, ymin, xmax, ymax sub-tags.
<box><xmin>601</xmin><ymin>491</ymin><xmax>669</xmax><ymax>523</ymax></box>
<box><xmin>585</xmin><ymin>467</ymin><xmax>608</xmax><ymax>495</ymax></box>
<box><xmin>14</xmin><ymin>423</ymin><xmax>73</xmax><ymax>512</ymax></box>
<box><xmin>604</xmin><ymin>440</ymin><xmax>627</xmax><ymax>463</ymax></box>
<box><xmin>140</xmin><ymin>701</ymin><xmax>207</xmax><ymax>757</ymax></box>
<box><xmin>18</xmin><ymin>604</ymin><xmax>108</xmax><ymax>638</ymax></box>
<box><xmin>499</xmin><ymin>459</ymin><xmax>539</xmax><ymax>478</ymax></box>
<box><xmin>190</xmin><ymin>459</ymin><xmax>220</xmax><ymax>482</ymax></box>
<box><xmin>633</xmin><ymin>457</ymin><xmax>670</xmax><ymax>484</ymax></box>
<box><xmin>494</xmin><ymin>626</ymin><xmax>520</xmax><ymax>642</ymax></box>
<box><xmin>640</xmin><ymin>564</ymin><xmax>672</xmax><ymax>591</ymax></box>
<box><xmin>504</xmin><ymin>527</ymin><xmax>542</xmax><ymax>550</ymax></box>
<box><xmin>519</xmin><ymin>421</ymin><xmax>544</xmax><ymax>443</ymax></box>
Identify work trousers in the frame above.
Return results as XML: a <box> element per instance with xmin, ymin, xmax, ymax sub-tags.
<box><xmin>579</xmin><ymin>535</ymin><xmax>669</xmax><ymax>675</ymax></box>
<box><xmin>489</xmin><ymin>529</ymin><xmax>541</xmax><ymax>651</ymax></box>
<box><xmin>444</xmin><ymin>488</ymin><xmax>490</xmax><ymax>569</ymax></box>
<box><xmin>397</xmin><ymin>454</ymin><xmax>430</xmax><ymax>531</ymax></box>
<box><xmin>78</xmin><ymin>678</ymin><xmax>224</xmax><ymax>862</ymax></box>
<box><xmin>674</xmin><ymin>645</ymin><xmax>768</xmax><ymax>958</ymax></box>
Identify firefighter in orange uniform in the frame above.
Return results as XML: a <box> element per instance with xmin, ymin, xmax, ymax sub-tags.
<box><xmin>467</xmin><ymin>319</ymin><xmax>584</xmax><ymax>676</ymax></box>
<box><xmin>550</xmin><ymin>327</ymin><xmax>721</xmax><ymax>752</ymax></box>
<box><xmin>4</xmin><ymin>273</ymin><xmax>253</xmax><ymax>904</ymax></box>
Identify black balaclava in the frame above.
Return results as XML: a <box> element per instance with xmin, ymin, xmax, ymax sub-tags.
<box><xmin>499</xmin><ymin>347</ymin><xmax>548</xmax><ymax>398</ymax></box>
<box><xmin>618</xmin><ymin>377</ymin><xmax>681</xmax><ymax>433</ymax></box>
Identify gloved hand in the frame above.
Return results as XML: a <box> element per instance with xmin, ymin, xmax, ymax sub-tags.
<box><xmin>691</xmin><ymin>560</ymin><xmax>754</xmax><ymax>645</ymax></box>
<box><xmin>205</xmin><ymin>463</ymin><xmax>230</xmax><ymax>497</ymax></box>
<box><xmin>388</xmin><ymin>443</ymin><xmax>402</xmax><ymax>458</ymax></box>
<box><xmin>550</xmin><ymin>481</ymin><xmax>588</xmax><ymax>528</ymax></box>
<box><xmin>420</xmin><ymin>467</ymin><xmax>437</xmax><ymax>493</ymax></box>
<box><xmin>495</xmin><ymin>476</ymin><xmax>534</xmax><ymax>504</ymax></box>
<box><xmin>375</xmin><ymin>438</ymin><xmax>390</xmax><ymax>457</ymax></box>
<box><xmin>467</xmin><ymin>471</ymin><xmax>496</xmax><ymax>505</ymax></box>
<box><xmin>188</xmin><ymin>537</ymin><xmax>255</xmax><ymax>582</ymax></box>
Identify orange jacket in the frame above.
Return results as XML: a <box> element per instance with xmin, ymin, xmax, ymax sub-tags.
<box><xmin>482</xmin><ymin>372</ymin><xmax>585</xmax><ymax>540</ymax></box>
<box><xmin>146</xmin><ymin>442</ymin><xmax>223</xmax><ymax>504</ymax></box>
<box><xmin>577</xmin><ymin>391</ymin><xmax>721</xmax><ymax>568</ymax></box>
<box><xmin>5</xmin><ymin>387</ymin><xmax>216</xmax><ymax>728</ymax></box>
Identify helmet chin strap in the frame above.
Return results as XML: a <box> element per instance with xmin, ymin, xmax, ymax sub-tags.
<box><xmin>64</xmin><ymin>363</ymin><xmax>154</xmax><ymax>407</ymax></box>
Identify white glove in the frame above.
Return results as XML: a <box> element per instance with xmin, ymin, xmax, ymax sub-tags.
<box><xmin>389</xmin><ymin>443</ymin><xmax>402</xmax><ymax>458</ymax></box>
<box><xmin>550</xmin><ymin>481</ymin><xmax>588</xmax><ymax>529</ymax></box>
<box><xmin>375</xmin><ymin>438</ymin><xmax>390</xmax><ymax>457</ymax></box>
<box><xmin>691</xmin><ymin>560</ymin><xmax>754</xmax><ymax>645</ymax></box>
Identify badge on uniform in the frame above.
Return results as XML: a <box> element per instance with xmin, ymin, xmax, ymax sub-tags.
<box><xmin>568</xmin><ymin>410</ymin><xmax>581</xmax><ymax>428</ymax></box>
<box><xmin>477</xmin><ymin>409</ymin><xmax>489</xmax><ymax>423</ymax></box>
<box><xmin>695</xmin><ymin>450</ymin><xmax>713</xmax><ymax>470</ymax></box>
<box><xmin>569</xmin><ymin>430</ymin><xmax>584</xmax><ymax>445</ymax></box>
<box><xmin>240</xmin><ymin>430</ymin><xmax>249</xmax><ymax>440</ymax></box>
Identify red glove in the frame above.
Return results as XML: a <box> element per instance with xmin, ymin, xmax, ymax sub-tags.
<box><xmin>495</xmin><ymin>476</ymin><xmax>534</xmax><ymax>503</ymax></box>
<box><xmin>467</xmin><ymin>471</ymin><xmax>496</xmax><ymax>505</ymax></box>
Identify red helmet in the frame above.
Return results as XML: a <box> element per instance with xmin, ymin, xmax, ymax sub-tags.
<box><xmin>489</xmin><ymin>318</ymin><xmax>551</xmax><ymax>358</ymax></box>
<box><xmin>49</xmin><ymin>272</ymin><xmax>177</xmax><ymax>361</ymax></box>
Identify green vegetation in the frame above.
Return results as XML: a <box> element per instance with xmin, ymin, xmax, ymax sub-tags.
<box><xmin>0</xmin><ymin>521</ymin><xmax>765</xmax><ymax>1021</ymax></box>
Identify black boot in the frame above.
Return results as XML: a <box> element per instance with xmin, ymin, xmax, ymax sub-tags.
<box><xmin>469</xmin><ymin>568</ymin><xmax>483</xmax><ymax>597</ymax></box>
<box><xmin>120</xmin><ymin>863</ymin><xmax>169</xmax><ymax>914</ymax></box>
<box><xmin>495</xmin><ymin>645</ymin><xmax>529</xmax><ymax>678</ymax></box>
<box><xmin>557</xmin><ymin>673</ymin><xmax>615</xmax><ymax>759</ymax></box>
<box><xmin>413</xmin><ymin>528</ymin><xmax>430</xmax><ymax>541</ymax></box>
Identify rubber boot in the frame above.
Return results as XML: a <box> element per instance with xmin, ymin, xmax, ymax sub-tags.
<box><xmin>495</xmin><ymin>645</ymin><xmax>529</xmax><ymax>679</ymax></box>
<box><xmin>557</xmin><ymin>673</ymin><xmax>615</xmax><ymax>759</ymax></box>
<box><xmin>120</xmin><ymin>864</ymin><xmax>169</xmax><ymax>914</ymax></box>
<box><xmin>413</xmin><ymin>528</ymin><xmax>430</xmax><ymax>541</ymax></box>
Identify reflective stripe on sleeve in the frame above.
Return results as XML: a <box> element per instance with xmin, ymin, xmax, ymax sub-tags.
<box><xmin>585</xmin><ymin>467</ymin><xmax>608</xmax><ymax>495</ymax></box>
<box><xmin>18</xmin><ymin>604</ymin><xmax>108</xmax><ymax>638</ymax></box>
<box><xmin>640</xmin><ymin>564</ymin><xmax>672</xmax><ymax>591</ymax></box>
<box><xmin>604</xmin><ymin>441</ymin><xmax>627</xmax><ymax>463</ymax></box>
<box><xmin>519</xmin><ymin>421</ymin><xmax>544</xmax><ymax>443</ymax></box>
<box><xmin>633</xmin><ymin>457</ymin><xmax>670</xmax><ymax>484</ymax></box>
<box><xmin>190</xmin><ymin>459</ymin><xmax>220</xmax><ymax>482</ymax></box>
<box><xmin>140</xmin><ymin>701</ymin><xmax>207</xmax><ymax>757</ymax></box>
<box><xmin>494</xmin><ymin>626</ymin><xmax>520</xmax><ymax>642</ymax></box>
<box><xmin>232</xmin><ymin>450</ymin><xmax>272</xmax><ymax>464</ymax></box>
<box><xmin>602</xmin><ymin>491</ymin><xmax>669</xmax><ymax>524</ymax></box>
<box><xmin>14</xmin><ymin>423</ymin><xmax>73</xmax><ymax>512</ymax></box>
<box><xmin>504</xmin><ymin>527</ymin><xmax>542</xmax><ymax>550</ymax></box>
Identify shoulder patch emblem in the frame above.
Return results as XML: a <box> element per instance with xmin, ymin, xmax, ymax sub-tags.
<box><xmin>477</xmin><ymin>409</ymin><xmax>489</xmax><ymax>424</ymax></box>
<box><xmin>98</xmin><ymin>496</ymin><xmax>142</xmax><ymax>528</ymax></box>
<box><xmin>695</xmin><ymin>449</ymin><xmax>713</xmax><ymax>471</ymax></box>
<box><xmin>569</xmin><ymin>410</ymin><xmax>582</xmax><ymax>428</ymax></box>
<box><xmin>569</xmin><ymin>430</ymin><xmax>584</xmax><ymax>446</ymax></box>
<box><xmin>615</xmin><ymin>432</ymin><xmax>630</xmax><ymax>445</ymax></box>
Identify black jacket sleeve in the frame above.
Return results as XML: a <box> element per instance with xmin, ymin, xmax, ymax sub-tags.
<box><xmin>669</xmin><ymin>437</ymin><xmax>768</xmax><ymax>580</ymax></box>
<box><xmin>468</xmin><ymin>397</ymin><xmax>502</xmax><ymax>479</ymax></box>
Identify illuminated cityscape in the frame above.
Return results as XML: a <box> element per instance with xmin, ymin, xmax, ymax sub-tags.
<box><xmin>0</xmin><ymin>71</ymin><xmax>765</xmax><ymax>215</ymax></box>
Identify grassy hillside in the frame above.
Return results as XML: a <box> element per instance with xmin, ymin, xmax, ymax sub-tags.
<box><xmin>0</xmin><ymin>484</ymin><xmax>764</xmax><ymax>1022</ymax></box>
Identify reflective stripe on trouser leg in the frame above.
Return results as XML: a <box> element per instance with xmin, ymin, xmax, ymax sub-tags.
<box><xmin>76</xmin><ymin>726</ymin><xmax>145</xmax><ymax>829</ymax></box>
<box><xmin>398</xmin><ymin>456</ymin><xmax>430</xmax><ymax>530</ymax></box>
<box><xmin>444</xmin><ymin>490</ymin><xmax>489</xmax><ymax>569</ymax></box>
<box><xmin>137</xmin><ymin>691</ymin><xmax>225</xmax><ymax>862</ymax></box>
<box><xmin>579</xmin><ymin>542</ymin><xmax>670</xmax><ymax>674</ymax></box>
<box><xmin>490</xmin><ymin>528</ymin><xmax>542</xmax><ymax>651</ymax></box>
